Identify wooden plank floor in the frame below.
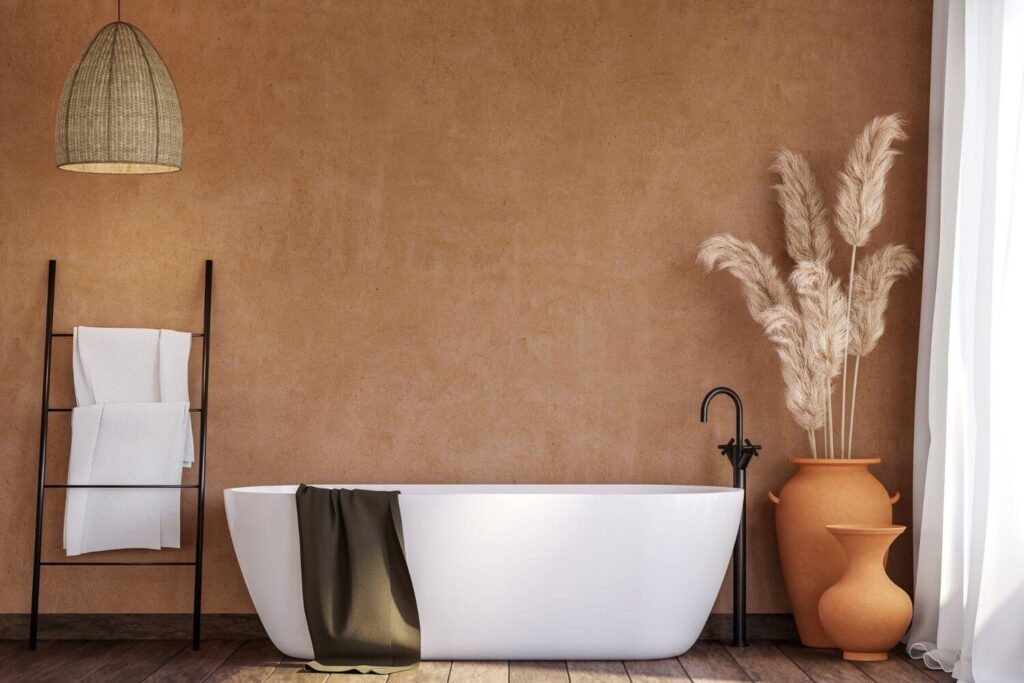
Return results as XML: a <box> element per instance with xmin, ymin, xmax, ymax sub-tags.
<box><xmin>0</xmin><ymin>640</ymin><xmax>955</xmax><ymax>683</ymax></box>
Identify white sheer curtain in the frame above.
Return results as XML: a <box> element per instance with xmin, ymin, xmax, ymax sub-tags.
<box><xmin>909</xmin><ymin>1</ymin><xmax>1024</xmax><ymax>681</ymax></box>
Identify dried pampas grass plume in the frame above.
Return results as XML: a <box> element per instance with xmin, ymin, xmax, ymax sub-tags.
<box><xmin>791</xmin><ymin>262</ymin><xmax>848</xmax><ymax>378</ymax></box>
<box><xmin>697</xmin><ymin>234</ymin><xmax>792</xmax><ymax>316</ymax></box>
<box><xmin>771</xmin><ymin>149</ymin><xmax>831</xmax><ymax>264</ymax></box>
<box><xmin>760</xmin><ymin>304</ymin><xmax>827</xmax><ymax>437</ymax></box>
<box><xmin>835</xmin><ymin>114</ymin><xmax>907</xmax><ymax>249</ymax></box>
<box><xmin>698</xmin><ymin>236</ymin><xmax>824</xmax><ymax>453</ymax></box>
<box><xmin>790</xmin><ymin>262</ymin><xmax>848</xmax><ymax>456</ymax></box>
<box><xmin>849</xmin><ymin>244</ymin><xmax>918</xmax><ymax>357</ymax></box>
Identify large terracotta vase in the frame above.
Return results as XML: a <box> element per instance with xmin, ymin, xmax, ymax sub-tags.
<box><xmin>818</xmin><ymin>525</ymin><xmax>912</xmax><ymax>661</ymax></box>
<box><xmin>769</xmin><ymin>457</ymin><xmax>898</xmax><ymax>648</ymax></box>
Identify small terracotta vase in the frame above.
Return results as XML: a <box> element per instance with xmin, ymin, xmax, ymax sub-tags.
<box><xmin>770</xmin><ymin>457</ymin><xmax>898</xmax><ymax>648</ymax></box>
<box><xmin>818</xmin><ymin>525</ymin><xmax>912</xmax><ymax>661</ymax></box>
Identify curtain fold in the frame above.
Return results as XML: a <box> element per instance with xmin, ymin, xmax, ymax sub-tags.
<box><xmin>910</xmin><ymin>1</ymin><xmax>1024</xmax><ymax>681</ymax></box>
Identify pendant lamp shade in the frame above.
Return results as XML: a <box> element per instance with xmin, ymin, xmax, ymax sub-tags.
<box><xmin>56</xmin><ymin>22</ymin><xmax>182</xmax><ymax>174</ymax></box>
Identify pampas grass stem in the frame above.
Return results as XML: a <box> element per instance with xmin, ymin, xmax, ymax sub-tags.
<box><xmin>826</xmin><ymin>383</ymin><xmax>834</xmax><ymax>457</ymax></box>
<box><xmin>848</xmin><ymin>355</ymin><xmax>861</xmax><ymax>457</ymax></box>
<box><xmin>840</xmin><ymin>245</ymin><xmax>857</xmax><ymax>458</ymax></box>
<box><xmin>807</xmin><ymin>428</ymin><xmax>817</xmax><ymax>458</ymax></box>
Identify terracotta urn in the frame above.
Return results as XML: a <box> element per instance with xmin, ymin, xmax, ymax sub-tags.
<box><xmin>818</xmin><ymin>525</ymin><xmax>912</xmax><ymax>661</ymax></box>
<box><xmin>769</xmin><ymin>457</ymin><xmax>898</xmax><ymax>648</ymax></box>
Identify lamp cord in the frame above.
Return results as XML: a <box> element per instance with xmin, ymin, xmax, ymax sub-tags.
<box><xmin>117</xmin><ymin>0</ymin><xmax>121</xmax><ymax>22</ymax></box>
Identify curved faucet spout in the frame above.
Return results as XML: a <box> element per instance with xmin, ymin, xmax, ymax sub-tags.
<box><xmin>700</xmin><ymin>386</ymin><xmax>743</xmax><ymax>425</ymax></box>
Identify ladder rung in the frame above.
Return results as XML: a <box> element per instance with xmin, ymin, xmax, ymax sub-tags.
<box><xmin>50</xmin><ymin>332</ymin><xmax>204</xmax><ymax>338</ymax></box>
<box><xmin>47</xmin><ymin>407</ymin><xmax>202</xmax><ymax>412</ymax></box>
<box><xmin>40</xmin><ymin>561</ymin><xmax>196</xmax><ymax>566</ymax></box>
<box><xmin>45</xmin><ymin>484</ymin><xmax>200</xmax><ymax>489</ymax></box>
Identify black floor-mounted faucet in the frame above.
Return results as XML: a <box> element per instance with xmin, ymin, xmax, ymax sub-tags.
<box><xmin>700</xmin><ymin>386</ymin><xmax>760</xmax><ymax>647</ymax></box>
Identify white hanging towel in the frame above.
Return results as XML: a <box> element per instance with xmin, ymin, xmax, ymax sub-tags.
<box><xmin>65</xmin><ymin>326</ymin><xmax>194</xmax><ymax>555</ymax></box>
<box><xmin>63</xmin><ymin>402</ymin><xmax>190</xmax><ymax>556</ymax></box>
<box><xmin>73</xmin><ymin>326</ymin><xmax>193</xmax><ymax>466</ymax></box>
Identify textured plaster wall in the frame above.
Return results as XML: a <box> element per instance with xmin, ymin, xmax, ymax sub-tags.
<box><xmin>0</xmin><ymin>0</ymin><xmax>931</xmax><ymax>615</ymax></box>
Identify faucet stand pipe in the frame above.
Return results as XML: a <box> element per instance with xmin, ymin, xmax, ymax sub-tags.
<box><xmin>700</xmin><ymin>386</ymin><xmax>760</xmax><ymax>648</ymax></box>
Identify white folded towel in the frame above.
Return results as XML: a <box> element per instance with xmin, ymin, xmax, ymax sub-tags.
<box><xmin>64</xmin><ymin>402</ymin><xmax>190</xmax><ymax>556</ymax></box>
<box><xmin>64</xmin><ymin>326</ymin><xmax>195</xmax><ymax>556</ymax></box>
<box><xmin>73</xmin><ymin>326</ymin><xmax>194</xmax><ymax>466</ymax></box>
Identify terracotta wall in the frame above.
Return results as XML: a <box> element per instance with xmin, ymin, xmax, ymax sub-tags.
<box><xmin>0</xmin><ymin>0</ymin><xmax>931</xmax><ymax>616</ymax></box>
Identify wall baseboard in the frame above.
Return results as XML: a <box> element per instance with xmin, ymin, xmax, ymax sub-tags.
<box><xmin>700</xmin><ymin>613</ymin><xmax>798</xmax><ymax>641</ymax></box>
<box><xmin>0</xmin><ymin>613</ymin><xmax>796</xmax><ymax>642</ymax></box>
<box><xmin>0</xmin><ymin>614</ymin><xmax>268</xmax><ymax>641</ymax></box>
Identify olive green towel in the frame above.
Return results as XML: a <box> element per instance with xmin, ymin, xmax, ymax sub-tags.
<box><xmin>295</xmin><ymin>485</ymin><xmax>420</xmax><ymax>674</ymax></box>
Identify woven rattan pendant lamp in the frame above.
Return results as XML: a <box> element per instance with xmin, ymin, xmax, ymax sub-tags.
<box><xmin>55</xmin><ymin>1</ymin><xmax>182</xmax><ymax>174</ymax></box>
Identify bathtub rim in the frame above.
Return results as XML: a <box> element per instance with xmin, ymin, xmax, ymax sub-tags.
<box><xmin>225</xmin><ymin>483</ymin><xmax>743</xmax><ymax>496</ymax></box>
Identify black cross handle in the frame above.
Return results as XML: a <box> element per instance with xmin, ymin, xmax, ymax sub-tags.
<box><xmin>717</xmin><ymin>438</ymin><xmax>761</xmax><ymax>470</ymax></box>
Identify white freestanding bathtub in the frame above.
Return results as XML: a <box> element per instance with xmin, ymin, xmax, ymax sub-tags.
<box><xmin>224</xmin><ymin>484</ymin><xmax>742</xmax><ymax>660</ymax></box>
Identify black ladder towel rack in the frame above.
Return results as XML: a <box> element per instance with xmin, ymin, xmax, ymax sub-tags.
<box><xmin>28</xmin><ymin>259</ymin><xmax>213</xmax><ymax>651</ymax></box>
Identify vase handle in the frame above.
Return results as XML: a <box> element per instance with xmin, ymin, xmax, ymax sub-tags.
<box><xmin>768</xmin><ymin>491</ymin><xmax>781</xmax><ymax>505</ymax></box>
<box><xmin>889</xmin><ymin>491</ymin><xmax>901</xmax><ymax>505</ymax></box>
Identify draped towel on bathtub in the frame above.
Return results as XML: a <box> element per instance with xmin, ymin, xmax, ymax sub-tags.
<box><xmin>294</xmin><ymin>485</ymin><xmax>420</xmax><ymax>674</ymax></box>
